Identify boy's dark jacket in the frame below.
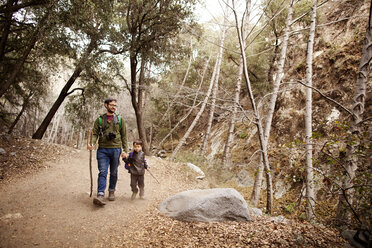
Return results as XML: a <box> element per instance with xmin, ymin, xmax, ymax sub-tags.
<box><xmin>123</xmin><ymin>150</ymin><xmax>148</xmax><ymax>175</ymax></box>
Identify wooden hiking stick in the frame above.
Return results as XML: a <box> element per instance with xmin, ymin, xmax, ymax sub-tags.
<box><xmin>89</xmin><ymin>130</ymin><xmax>93</xmax><ymax>197</ymax></box>
<box><xmin>146</xmin><ymin>169</ymin><xmax>160</xmax><ymax>184</ymax></box>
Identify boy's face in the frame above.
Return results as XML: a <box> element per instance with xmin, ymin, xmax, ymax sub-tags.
<box><xmin>133</xmin><ymin>144</ymin><xmax>142</xmax><ymax>153</ymax></box>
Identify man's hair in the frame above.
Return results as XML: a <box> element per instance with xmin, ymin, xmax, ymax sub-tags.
<box><xmin>104</xmin><ymin>98</ymin><xmax>117</xmax><ymax>104</ymax></box>
<box><xmin>133</xmin><ymin>139</ymin><xmax>143</xmax><ymax>146</ymax></box>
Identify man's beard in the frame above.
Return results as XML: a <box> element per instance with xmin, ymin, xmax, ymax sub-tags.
<box><xmin>107</xmin><ymin>108</ymin><xmax>115</xmax><ymax>114</ymax></box>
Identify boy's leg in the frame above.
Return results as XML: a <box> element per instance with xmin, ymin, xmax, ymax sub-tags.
<box><xmin>130</xmin><ymin>174</ymin><xmax>139</xmax><ymax>200</ymax></box>
<box><xmin>130</xmin><ymin>174</ymin><xmax>139</xmax><ymax>193</ymax></box>
<box><xmin>108</xmin><ymin>148</ymin><xmax>121</xmax><ymax>200</ymax></box>
<box><xmin>138</xmin><ymin>175</ymin><xmax>145</xmax><ymax>198</ymax></box>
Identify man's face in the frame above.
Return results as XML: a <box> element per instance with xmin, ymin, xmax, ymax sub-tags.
<box><xmin>133</xmin><ymin>144</ymin><xmax>142</xmax><ymax>153</ymax></box>
<box><xmin>105</xmin><ymin>101</ymin><xmax>117</xmax><ymax>114</ymax></box>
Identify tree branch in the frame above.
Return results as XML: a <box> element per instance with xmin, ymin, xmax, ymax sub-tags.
<box><xmin>297</xmin><ymin>80</ymin><xmax>355</xmax><ymax>118</ymax></box>
<box><xmin>0</xmin><ymin>0</ymin><xmax>49</xmax><ymax>14</ymax></box>
<box><xmin>66</xmin><ymin>87</ymin><xmax>84</xmax><ymax>96</ymax></box>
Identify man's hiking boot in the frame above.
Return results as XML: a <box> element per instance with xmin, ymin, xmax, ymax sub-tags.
<box><xmin>108</xmin><ymin>191</ymin><xmax>115</xmax><ymax>201</ymax></box>
<box><xmin>93</xmin><ymin>195</ymin><xmax>106</xmax><ymax>206</ymax></box>
<box><xmin>131</xmin><ymin>192</ymin><xmax>137</xmax><ymax>200</ymax></box>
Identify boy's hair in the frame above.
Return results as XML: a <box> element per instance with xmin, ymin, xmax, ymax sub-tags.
<box><xmin>133</xmin><ymin>139</ymin><xmax>143</xmax><ymax>146</ymax></box>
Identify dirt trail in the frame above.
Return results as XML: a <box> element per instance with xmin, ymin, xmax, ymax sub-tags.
<box><xmin>0</xmin><ymin>149</ymin><xmax>202</xmax><ymax>248</ymax></box>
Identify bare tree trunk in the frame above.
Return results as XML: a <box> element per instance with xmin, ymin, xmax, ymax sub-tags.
<box><xmin>232</xmin><ymin>0</ymin><xmax>273</xmax><ymax>214</ymax></box>
<box><xmin>337</xmin><ymin>1</ymin><xmax>371</xmax><ymax>224</ymax></box>
<box><xmin>32</xmin><ymin>37</ymin><xmax>97</xmax><ymax>139</ymax></box>
<box><xmin>267</xmin><ymin>35</ymin><xmax>280</xmax><ymax>86</ymax></box>
<box><xmin>149</xmin><ymin>124</ymin><xmax>154</xmax><ymax>151</ymax></box>
<box><xmin>69</xmin><ymin>126</ymin><xmax>75</xmax><ymax>146</ymax></box>
<box><xmin>46</xmin><ymin>114</ymin><xmax>56</xmax><ymax>142</ymax></box>
<box><xmin>250</xmin><ymin>0</ymin><xmax>295</xmax><ymax>206</ymax></box>
<box><xmin>79</xmin><ymin>130</ymin><xmax>86</xmax><ymax>150</ymax></box>
<box><xmin>170</xmin><ymin>55</ymin><xmax>216</xmax><ymax>160</ymax></box>
<box><xmin>304</xmin><ymin>0</ymin><xmax>317</xmax><ymax>221</ymax></box>
<box><xmin>51</xmin><ymin>113</ymin><xmax>62</xmax><ymax>144</ymax></box>
<box><xmin>76</xmin><ymin>128</ymin><xmax>81</xmax><ymax>149</ymax></box>
<box><xmin>201</xmin><ymin>2</ymin><xmax>228</xmax><ymax>156</ymax></box>
<box><xmin>222</xmin><ymin>0</ymin><xmax>251</xmax><ymax>167</ymax></box>
<box><xmin>32</xmin><ymin>107</ymin><xmax>38</xmax><ymax>135</ymax></box>
<box><xmin>22</xmin><ymin>112</ymin><xmax>28</xmax><ymax>136</ymax></box>
<box><xmin>159</xmin><ymin>55</ymin><xmax>210</xmax><ymax>148</ymax></box>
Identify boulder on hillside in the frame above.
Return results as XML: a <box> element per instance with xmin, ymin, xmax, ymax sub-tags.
<box><xmin>158</xmin><ymin>188</ymin><xmax>251</xmax><ymax>222</ymax></box>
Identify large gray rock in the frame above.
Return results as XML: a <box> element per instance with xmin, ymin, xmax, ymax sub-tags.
<box><xmin>159</xmin><ymin>188</ymin><xmax>251</xmax><ymax>222</ymax></box>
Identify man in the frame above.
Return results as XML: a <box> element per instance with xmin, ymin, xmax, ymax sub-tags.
<box><xmin>88</xmin><ymin>98</ymin><xmax>128</xmax><ymax>206</ymax></box>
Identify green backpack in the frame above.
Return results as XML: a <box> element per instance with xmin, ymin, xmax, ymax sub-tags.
<box><xmin>98</xmin><ymin>114</ymin><xmax>122</xmax><ymax>137</ymax></box>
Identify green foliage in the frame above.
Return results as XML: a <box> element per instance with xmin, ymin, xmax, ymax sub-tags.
<box><xmin>284</xmin><ymin>202</ymin><xmax>296</xmax><ymax>213</ymax></box>
<box><xmin>240</xmin><ymin>133</ymin><xmax>247</xmax><ymax>139</ymax></box>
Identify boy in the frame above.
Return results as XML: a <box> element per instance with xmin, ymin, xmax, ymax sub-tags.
<box><xmin>123</xmin><ymin>139</ymin><xmax>149</xmax><ymax>200</ymax></box>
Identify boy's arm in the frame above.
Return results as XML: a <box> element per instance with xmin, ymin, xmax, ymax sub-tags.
<box><xmin>144</xmin><ymin>156</ymin><xmax>149</xmax><ymax>169</ymax></box>
<box><xmin>120</xmin><ymin>117</ymin><xmax>128</xmax><ymax>153</ymax></box>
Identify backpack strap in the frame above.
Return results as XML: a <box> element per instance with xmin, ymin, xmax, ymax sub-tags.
<box><xmin>117</xmin><ymin>115</ymin><xmax>122</xmax><ymax>129</ymax></box>
<box><xmin>98</xmin><ymin>114</ymin><xmax>122</xmax><ymax>137</ymax></box>
<box><xmin>98</xmin><ymin>116</ymin><xmax>104</xmax><ymax>137</ymax></box>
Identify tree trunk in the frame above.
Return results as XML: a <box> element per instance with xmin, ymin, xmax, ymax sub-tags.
<box><xmin>222</xmin><ymin>0</ymin><xmax>251</xmax><ymax>167</ymax></box>
<box><xmin>130</xmin><ymin>55</ymin><xmax>151</xmax><ymax>155</ymax></box>
<box><xmin>32</xmin><ymin>107</ymin><xmax>38</xmax><ymax>135</ymax></box>
<box><xmin>304</xmin><ymin>0</ymin><xmax>317</xmax><ymax>221</ymax></box>
<box><xmin>51</xmin><ymin>112</ymin><xmax>62</xmax><ymax>143</ymax></box>
<box><xmin>32</xmin><ymin>37</ymin><xmax>97</xmax><ymax>139</ymax></box>
<box><xmin>200</xmin><ymin>2</ymin><xmax>228</xmax><ymax>156</ymax></box>
<box><xmin>336</xmin><ymin>1</ymin><xmax>371</xmax><ymax>224</ymax></box>
<box><xmin>0</xmin><ymin>11</ymin><xmax>49</xmax><ymax>98</ymax></box>
<box><xmin>0</xmin><ymin>0</ymin><xmax>17</xmax><ymax>62</ymax></box>
<box><xmin>267</xmin><ymin>36</ymin><xmax>280</xmax><ymax>86</ymax></box>
<box><xmin>8</xmin><ymin>91</ymin><xmax>32</xmax><ymax>134</ymax></box>
<box><xmin>170</xmin><ymin>55</ymin><xmax>216</xmax><ymax>160</ymax></box>
<box><xmin>232</xmin><ymin>0</ymin><xmax>273</xmax><ymax>214</ymax></box>
<box><xmin>250</xmin><ymin>0</ymin><xmax>295</xmax><ymax>206</ymax></box>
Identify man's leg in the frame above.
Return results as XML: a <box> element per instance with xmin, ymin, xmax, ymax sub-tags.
<box><xmin>108</xmin><ymin>148</ymin><xmax>122</xmax><ymax>194</ymax></box>
<box><xmin>94</xmin><ymin>148</ymin><xmax>110</xmax><ymax>205</ymax></box>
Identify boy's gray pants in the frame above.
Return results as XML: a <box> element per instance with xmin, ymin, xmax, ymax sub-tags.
<box><xmin>130</xmin><ymin>174</ymin><xmax>144</xmax><ymax>196</ymax></box>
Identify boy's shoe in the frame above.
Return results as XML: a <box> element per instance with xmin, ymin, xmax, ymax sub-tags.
<box><xmin>131</xmin><ymin>192</ymin><xmax>137</xmax><ymax>200</ymax></box>
<box><xmin>139</xmin><ymin>189</ymin><xmax>144</xmax><ymax>199</ymax></box>
<box><xmin>93</xmin><ymin>195</ymin><xmax>106</xmax><ymax>206</ymax></box>
<box><xmin>108</xmin><ymin>191</ymin><xmax>115</xmax><ymax>201</ymax></box>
